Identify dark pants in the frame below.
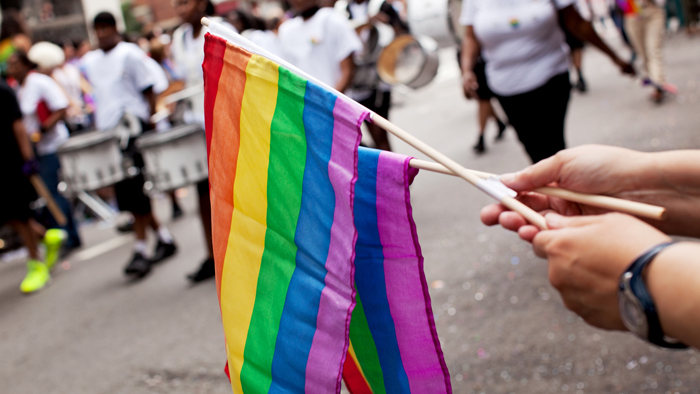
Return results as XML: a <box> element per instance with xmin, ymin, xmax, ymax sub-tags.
<box><xmin>496</xmin><ymin>72</ymin><xmax>571</xmax><ymax>163</ymax></box>
<box><xmin>38</xmin><ymin>153</ymin><xmax>82</xmax><ymax>248</ymax></box>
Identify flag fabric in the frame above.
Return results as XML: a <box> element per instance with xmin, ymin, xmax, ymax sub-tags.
<box><xmin>343</xmin><ymin>147</ymin><xmax>451</xmax><ymax>394</ymax></box>
<box><xmin>203</xmin><ymin>32</ymin><xmax>368</xmax><ymax>393</ymax></box>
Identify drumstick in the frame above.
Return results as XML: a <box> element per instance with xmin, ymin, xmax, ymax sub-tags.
<box><xmin>201</xmin><ymin>17</ymin><xmax>548</xmax><ymax>230</ymax></box>
<box><xmin>409</xmin><ymin>159</ymin><xmax>667</xmax><ymax>221</ymax></box>
<box><xmin>29</xmin><ymin>175</ymin><xmax>68</xmax><ymax>226</ymax></box>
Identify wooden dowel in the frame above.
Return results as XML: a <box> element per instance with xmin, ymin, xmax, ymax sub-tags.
<box><xmin>371</xmin><ymin>114</ymin><xmax>548</xmax><ymax>230</ymax></box>
<box><xmin>409</xmin><ymin>159</ymin><xmax>667</xmax><ymax>221</ymax></box>
<box><xmin>30</xmin><ymin>175</ymin><xmax>68</xmax><ymax>226</ymax></box>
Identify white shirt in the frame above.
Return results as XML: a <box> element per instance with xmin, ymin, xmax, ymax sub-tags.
<box><xmin>52</xmin><ymin>63</ymin><xmax>83</xmax><ymax>105</ymax></box>
<box><xmin>17</xmin><ymin>72</ymin><xmax>70</xmax><ymax>156</ymax></box>
<box><xmin>461</xmin><ymin>0</ymin><xmax>575</xmax><ymax>96</ymax></box>
<box><xmin>81</xmin><ymin>42</ymin><xmax>163</xmax><ymax>130</ymax></box>
<box><xmin>278</xmin><ymin>8</ymin><xmax>363</xmax><ymax>88</ymax></box>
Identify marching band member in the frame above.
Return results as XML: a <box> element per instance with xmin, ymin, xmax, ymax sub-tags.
<box><xmin>171</xmin><ymin>0</ymin><xmax>237</xmax><ymax>282</ymax></box>
<box><xmin>0</xmin><ymin>79</ymin><xmax>65</xmax><ymax>293</ymax></box>
<box><xmin>6</xmin><ymin>49</ymin><xmax>81</xmax><ymax>251</ymax></box>
<box><xmin>81</xmin><ymin>12</ymin><xmax>177</xmax><ymax>278</ymax></box>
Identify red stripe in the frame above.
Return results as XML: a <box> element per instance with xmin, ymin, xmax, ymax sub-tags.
<box><xmin>203</xmin><ymin>33</ymin><xmax>226</xmax><ymax>161</ymax></box>
<box><xmin>343</xmin><ymin>353</ymin><xmax>373</xmax><ymax>394</ymax></box>
<box><xmin>204</xmin><ymin>34</ymin><xmax>253</xmax><ymax>302</ymax></box>
<box><xmin>224</xmin><ymin>361</ymin><xmax>231</xmax><ymax>382</ymax></box>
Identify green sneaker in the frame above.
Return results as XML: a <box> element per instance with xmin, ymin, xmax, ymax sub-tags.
<box><xmin>20</xmin><ymin>260</ymin><xmax>50</xmax><ymax>293</ymax></box>
<box><xmin>43</xmin><ymin>229</ymin><xmax>67</xmax><ymax>270</ymax></box>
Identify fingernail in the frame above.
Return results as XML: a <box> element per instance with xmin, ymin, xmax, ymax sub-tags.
<box><xmin>499</xmin><ymin>173</ymin><xmax>515</xmax><ymax>184</ymax></box>
<box><xmin>545</xmin><ymin>213</ymin><xmax>562</xmax><ymax>228</ymax></box>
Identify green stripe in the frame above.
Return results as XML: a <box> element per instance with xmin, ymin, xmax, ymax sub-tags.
<box><xmin>239</xmin><ymin>67</ymin><xmax>308</xmax><ymax>393</ymax></box>
<box><xmin>350</xmin><ymin>291</ymin><xmax>387</xmax><ymax>394</ymax></box>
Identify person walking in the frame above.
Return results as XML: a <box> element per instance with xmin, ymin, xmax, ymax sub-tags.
<box><xmin>460</xmin><ymin>0</ymin><xmax>635</xmax><ymax>163</ymax></box>
<box><xmin>0</xmin><ymin>78</ymin><xmax>66</xmax><ymax>293</ymax></box>
<box><xmin>81</xmin><ymin>12</ymin><xmax>177</xmax><ymax>278</ymax></box>
<box><xmin>618</xmin><ymin>0</ymin><xmax>669</xmax><ymax>103</ymax></box>
<box><xmin>465</xmin><ymin>56</ymin><xmax>509</xmax><ymax>154</ymax></box>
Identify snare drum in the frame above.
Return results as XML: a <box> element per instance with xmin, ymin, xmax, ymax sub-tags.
<box><xmin>377</xmin><ymin>35</ymin><xmax>440</xmax><ymax>89</ymax></box>
<box><xmin>407</xmin><ymin>0</ymin><xmax>463</xmax><ymax>48</ymax></box>
<box><xmin>135</xmin><ymin>124</ymin><xmax>208</xmax><ymax>192</ymax></box>
<box><xmin>56</xmin><ymin>130</ymin><xmax>125</xmax><ymax>193</ymax></box>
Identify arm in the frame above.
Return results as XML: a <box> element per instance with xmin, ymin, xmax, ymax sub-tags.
<box><xmin>13</xmin><ymin>119</ymin><xmax>35</xmax><ymax>162</ymax></box>
<box><xmin>335</xmin><ymin>55</ymin><xmax>356</xmax><ymax>93</ymax></box>
<box><xmin>40</xmin><ymin>107</ymin><xmax>67</xmax><ymax>132</ymax></box>
<box><xmin>460</xmin><ymin>26</ymin><xmax>480</xmax><ymax>99</ymax></box>
<box><xmin>142</xmin><ymin>86</ymin><xmax>157</xmax><ymax>128</ymax></box>
<box><xmin>559</xmin><ymin>5</ymin><xmax>635</xmax><ymax>75</ymax></box>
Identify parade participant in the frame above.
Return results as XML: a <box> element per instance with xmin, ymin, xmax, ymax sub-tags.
<box><xmin>278</xmin><ymin>0</ymin><xmax>363</xmax><ymax>93</ymax></box>
<box><xmin>461</xmin><ymin>0</ymin><xmax>635</xmax><ymax>163</ymax></box>
<box><xmin>6</xmin><ymin>50</ymin><xmax>82</xmax><ymax>251</ymax></box>
<box><xmin>480</xmin><ymin>145</ymin><xmax>700</xmax><ymax>349</ymax></box>
<box><xmin>618</xmin><ymin>0</ymin><xmax>668</xmax><ymax>103</ymax></box>
<box><xmin>0</xmin><ymin>79</ymin><xmax>66</xmax><ymax>293</ymax></box>
<box><xmin>464</xmin><ymin>55</ymin><xmax>508</xmax><ymax>154</ymax></box>
<box><xmin>346</xmin><ymin>0</ymin><xmax>409</xmax><ymax>151</ymax></box>
<box><xmin>81</xmin><ymin>12</ymin><xmax>177</xmax><ymax>278</ymax></box>
<box><xmin>171</xmin><ymin>0</ymin><xmax>236</xmax><ymax>282</ymax></box>
<box><xmin>0</xmin><ymin>9</ymin><xmax>31</xmax><ymax>76</ymax></box>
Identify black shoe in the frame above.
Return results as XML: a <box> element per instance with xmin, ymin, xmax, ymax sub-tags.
<box><xmin>576</xmin><ymin>77</ymin><xmax>587</xmax><ymax>93</ymax></box>
<box><xmin>124</xmin><ymin>252</ymin><xmax>151</xmax><ymax>277</ymax></box>
<box><xmin>495</xmin><ymin>119</ymin><xmax>507</xmax><ymax>141</ymax></box>
<box><xmin>151</xmin><ymin>240</ymin><xmax>177</xmax><ymax>264</ymax></box>
<box><xmin>187</xmin><ymin>258</ymin><xmax>216</xmax><ymax>283</ymax></box>
<box><xmin>172</xmin><ymin>204</ymin><xmax>184</xmax><ymax>220</ymax></box>
<box><xmin>473</xmin><ymin>135</ymin><xmax>485</xmax><ymax>154</ymax></box>
<box><xmin>117</xmin><ymin>220</ymin><xmax>134</xmax><ymax>233</ymax></box>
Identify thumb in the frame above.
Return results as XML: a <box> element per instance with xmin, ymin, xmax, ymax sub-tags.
<box><xmin>500</xmin><ymin>154</ymin><xmax>564</xmax><ymax>192</ymax></box>
<box><xmin>545</xmin><ymin>212</ymin><xmax>601</xmax><ymax>229</ymax></box>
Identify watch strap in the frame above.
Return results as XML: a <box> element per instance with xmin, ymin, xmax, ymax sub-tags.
<box><xmin>626</xmin><ymin>242</ymin><xmax>688</xmax><ymax>349</ymax></box>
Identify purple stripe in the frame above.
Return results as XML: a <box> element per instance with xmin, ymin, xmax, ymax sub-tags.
<box><xmin>376</xmin><ymin>151</ymin><xmax>452</xmax><ymax>393</ymax></box>
<box><xmin>304</xmin><ymin>98</ymin><xmax>367</xmax><ymax>393</ymax></box>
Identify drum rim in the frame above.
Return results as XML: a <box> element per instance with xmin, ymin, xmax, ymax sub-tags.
<box><xmin>135</xmin><ymin>124</ymin><xmax>205</xmax><ymax>149</ymax></box>
<box><xmin>56</xmin><ymin>130</ymin><xmax>120</xmax><ymax>153</ymax></box>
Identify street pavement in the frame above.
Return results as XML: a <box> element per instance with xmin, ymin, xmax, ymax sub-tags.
<box><xmin>2</xmin><ymin>32</ymin><xmax>700</xmax><ymax>394</ymax></box>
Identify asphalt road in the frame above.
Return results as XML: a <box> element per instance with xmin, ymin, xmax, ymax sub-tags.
<box><xmin>2</xmin><ymin>32</ymin><xmax>700</xmax><ymax>394</ymax></box>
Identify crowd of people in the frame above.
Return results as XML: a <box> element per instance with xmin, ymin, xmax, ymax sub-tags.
<box><xmin>1</xmin><ymin>0</ymin><xmax>700</xmax><ymax>358</ymax></box>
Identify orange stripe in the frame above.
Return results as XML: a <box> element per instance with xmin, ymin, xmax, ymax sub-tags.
<box><xmin>209</xmin><ymin>42</ymin><xmax>253</xmax><ymax>301</ymax></box>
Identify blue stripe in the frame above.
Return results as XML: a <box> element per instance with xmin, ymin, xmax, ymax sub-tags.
<box><xmin>268</xmin><ymin>81</ymin><xmax>337</xmax><ymax>393</ymax></box>
<box><xmin>353</xmin><ymin>147</ymin><xmax>411</xmax><ymax>393</ymax></box>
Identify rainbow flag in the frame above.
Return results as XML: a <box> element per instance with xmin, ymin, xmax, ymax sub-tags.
<box><xmin>203</xmin><ymin>32</ymin><xmax>367</xmax><ymax>393</ymax></box>
<box><xmin>616</xmin><ymin>0</ymin><xmax>640</xmax><ymax>15</ymax></box>
<box><xmin>343</xmin><ymin>148</ymin><xmax>451</xmax><ymax>394</ymax></box>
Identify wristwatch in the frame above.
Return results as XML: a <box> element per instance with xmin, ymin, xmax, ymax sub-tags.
<box><xmin>618</xmin><ymin>242</ymin><xmax>688</xmax><ymax>349</ymax></box>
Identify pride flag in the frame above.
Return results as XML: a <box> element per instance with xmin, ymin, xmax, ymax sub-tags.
<box><xmin>616</xmin><ymin>0</ymin><xmax>639</xmax><ymax>15</ymax></box>
<box><xmin>203</xmin><ymin>32</ymin><xmax>367</xmax><ymax>393</ymax></box>
<box><xmin>343</xmin><ymin>148</ymin><xmax>451</xmax><ymax>394</ymax></box>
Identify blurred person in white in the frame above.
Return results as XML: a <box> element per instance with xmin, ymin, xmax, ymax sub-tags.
<box><xmin>81</xmin><ymin>12</ymin><xmax>177</xmax><ymax>278</ymax></box>
<box><xmin>618</xmin><ymin>0</ymin><xmax>668</xmax><ymax>103</ymax></box>
<box><xmin>6</xmin><ymin>48</ymin><xmax>82</xmax><ymax>251</ymax></box>
<box><xmin>51</xmin><ymin>42</ymin><xmax>91</xmax><ymax>133</ymax></box>
<box><xmin>278</xmin><ymin>0</ymin><xmax>363</xmax><ymax>93</ymax></box>
<box><xmin>171</xmin><ymin>0</ymin><xmax>236</xmax><ymax>282</ymax></box>
<box><xmin>480</xmin><ymin>145</ymin><xmax>700</xmax><ymax>350</ymax></box>
<box><xmin>461</xmin><ymin>0</ymin><xmax>635</xmax><ymax>163</ymax></box>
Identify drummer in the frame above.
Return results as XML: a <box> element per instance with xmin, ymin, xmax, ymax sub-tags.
<box><xmin>345</xmin><ymin>0</ymin><xmax>409</xmax><ymax>151</ymax></box>
<box><xmin>80</xmin><ymin>12</ymin><xmax>177</xmax><ymax>278</ymax></box>
<box><xmin>171</xmin><ymin>0</ymin><xmax>237</xmax><ymax>282</ymax></box>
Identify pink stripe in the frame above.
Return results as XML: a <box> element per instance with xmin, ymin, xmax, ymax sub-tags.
<box><xmin>376</xmin><ymin>151</ymin><xmax>452</xmax><ymax>393</ymax></box>
<box><xmin>304</xmin><ymin>98</ymin><xmax>367</xmax><ymax>393</ymax></box>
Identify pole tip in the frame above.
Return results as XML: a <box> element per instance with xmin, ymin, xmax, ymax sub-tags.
<box><xmin>201</xmin><ymin>17</ymin><xmax>211</xmax><ymax>27</ymax></box>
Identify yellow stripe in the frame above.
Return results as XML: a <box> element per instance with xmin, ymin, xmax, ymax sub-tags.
<box><xmin>348</xmin><ymin>341</ymin><xmax>373</xmax><ymax>393</ymax></box>
<box><xmin>220</xmin><ymin>54</ymin><xmax>279</xmax><ymax>394</ymax></box>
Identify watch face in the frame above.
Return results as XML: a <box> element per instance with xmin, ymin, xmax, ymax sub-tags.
<box><xmin>618</xmin><ymin>273</ymin><xmax>649</xmax><ymax>338</ymax></box>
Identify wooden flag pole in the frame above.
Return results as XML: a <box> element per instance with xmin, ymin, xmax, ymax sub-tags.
<box><xmin>201</xmin><ymin>16</ymin><xmax>547</xmax><ymax>230</ymax></box>
<box><xmin>409</xmin><ymin>159</ymin><xmax>667</xmax><ymax>221</ymax></box>
<box><xmin>29</xmin><ymin>175</ymin><xmax>68</xmax><ymax>226</ymax></box>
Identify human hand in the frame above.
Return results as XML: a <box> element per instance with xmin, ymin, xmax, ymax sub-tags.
<box><xmin>22</xmin><ymin>158</ymin><xmax>40</xmax><ymax>177</ymax></box>
<box><xmin>533</xmin><ymin>212</ymin><xmax>671</xmax><ymax>331</ymax></box>
<box><xmin>462</xmin><ymin>70</ymin><xmax>479</xmax><ymax>99</ymax></box>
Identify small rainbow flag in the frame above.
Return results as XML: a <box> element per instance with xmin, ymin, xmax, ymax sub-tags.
<box><xmin>616</xmin><ymin>0</ymin><xmax>639</xmax><ymax>15</ymax></box>
<box><xmin>203</xmin><ymin>32</ymin><xmax>366</xmax><ymax>393</ymax></box>
<box><xmin>343</xmin><ymin>147</ymin><xmax>451</xmax><ymax>394</ymax></box>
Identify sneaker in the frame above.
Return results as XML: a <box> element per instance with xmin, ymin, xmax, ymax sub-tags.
<box><xmin>151</xmin><ymin>240</ymin><xmax>177</xmax><ymax>264</ymax></box>
<box><xmin>43</xmin><ymin>229</ymin><xmax>67</xmax><ymax>270</ymax></box>
<box><xmin>124</xmin><ymin>252</ymin><xmax>151</xmax><ymax>278</ymax></box>
<box><xmin>473</xmin><ymin>135</ymin><xmax>486</xmax><ymax>154</ymax></box>
<box><xmin>20</xmin><ymin>260</ymin><xmax>50</xmax><ymax>293</ymax></box>
<box><xmin>187</xmin><ymin>258</ymin><xmax>216</xmax><ymax>283</ymax></box>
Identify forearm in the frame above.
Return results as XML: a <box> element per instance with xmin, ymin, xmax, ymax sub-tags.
<box><xmin>561</xmin><ymin>7</ymin><xmax>621</xmax><ymax>64</ymax></box>
<box><xmin>41</xmin><ymin>108</ymin><xmax>67</xmax><ymax>131</ymax></box>
<box><xmin>645</xmin><ymin>242</ymin><xmax>700</xmax><ymax>349</ymax></box>
<box><xmin>12</xmin><ymin>119</ymin><xmax>35</xmax><ymax>161</ymax></box>
<box><xmin>460</xmin><ymin>30</ymin><xmax>480</xmax><ymax>75</ymax></box>
<box><xmin>335</xmin><ymin>57</ymin><xmax>356</xmax><ymax>93</ymax></box>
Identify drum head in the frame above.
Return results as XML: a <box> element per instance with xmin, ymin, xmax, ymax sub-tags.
<box><xmin>136</xmin><ymin>124</ymin><xmax>204</xmax><ymax>149</ymax></box>
<box><xmin>377</xmin><ymin>35</ymin><xmax>426</xmax><ymax>85</ymax></box>
<box><xmin>57</xmin><ymin>130</ymin><xmax>119</xmax><ymax>153</ymax></box>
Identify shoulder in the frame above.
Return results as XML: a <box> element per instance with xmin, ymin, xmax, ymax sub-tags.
<box><xmin>80</xmin><ymin>49</ymin><xmax>101</xmax><ymax>65</ymax></box>
<box><xmin>0</xmin><ymin>80</ymin><xmax>16</xmax><ymax>100</ymax></box>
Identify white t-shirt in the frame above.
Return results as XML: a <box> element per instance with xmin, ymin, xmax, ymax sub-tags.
<box><xmin>81</xmin><ymin>42</ymin><xmax>163</xmax><ymax>130</ymax></box>
<box><xmin>278</xmin><ymin>8</ymin><xmax>363</xmax><ymax>88</ymax></box>
<box><xmin>52</xmin><ymin>63</ymin><xmax>83</xmax><ymax>105</ymax></box>
<box><xmin>17</xmin><ymin>72</ymin><xmax>70</xmax><ymax>156</ymax></box>
<box><xmin>460</xmin><ymin>0</ymin><xmax>575</xmax><ymax>96</ymax></box>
